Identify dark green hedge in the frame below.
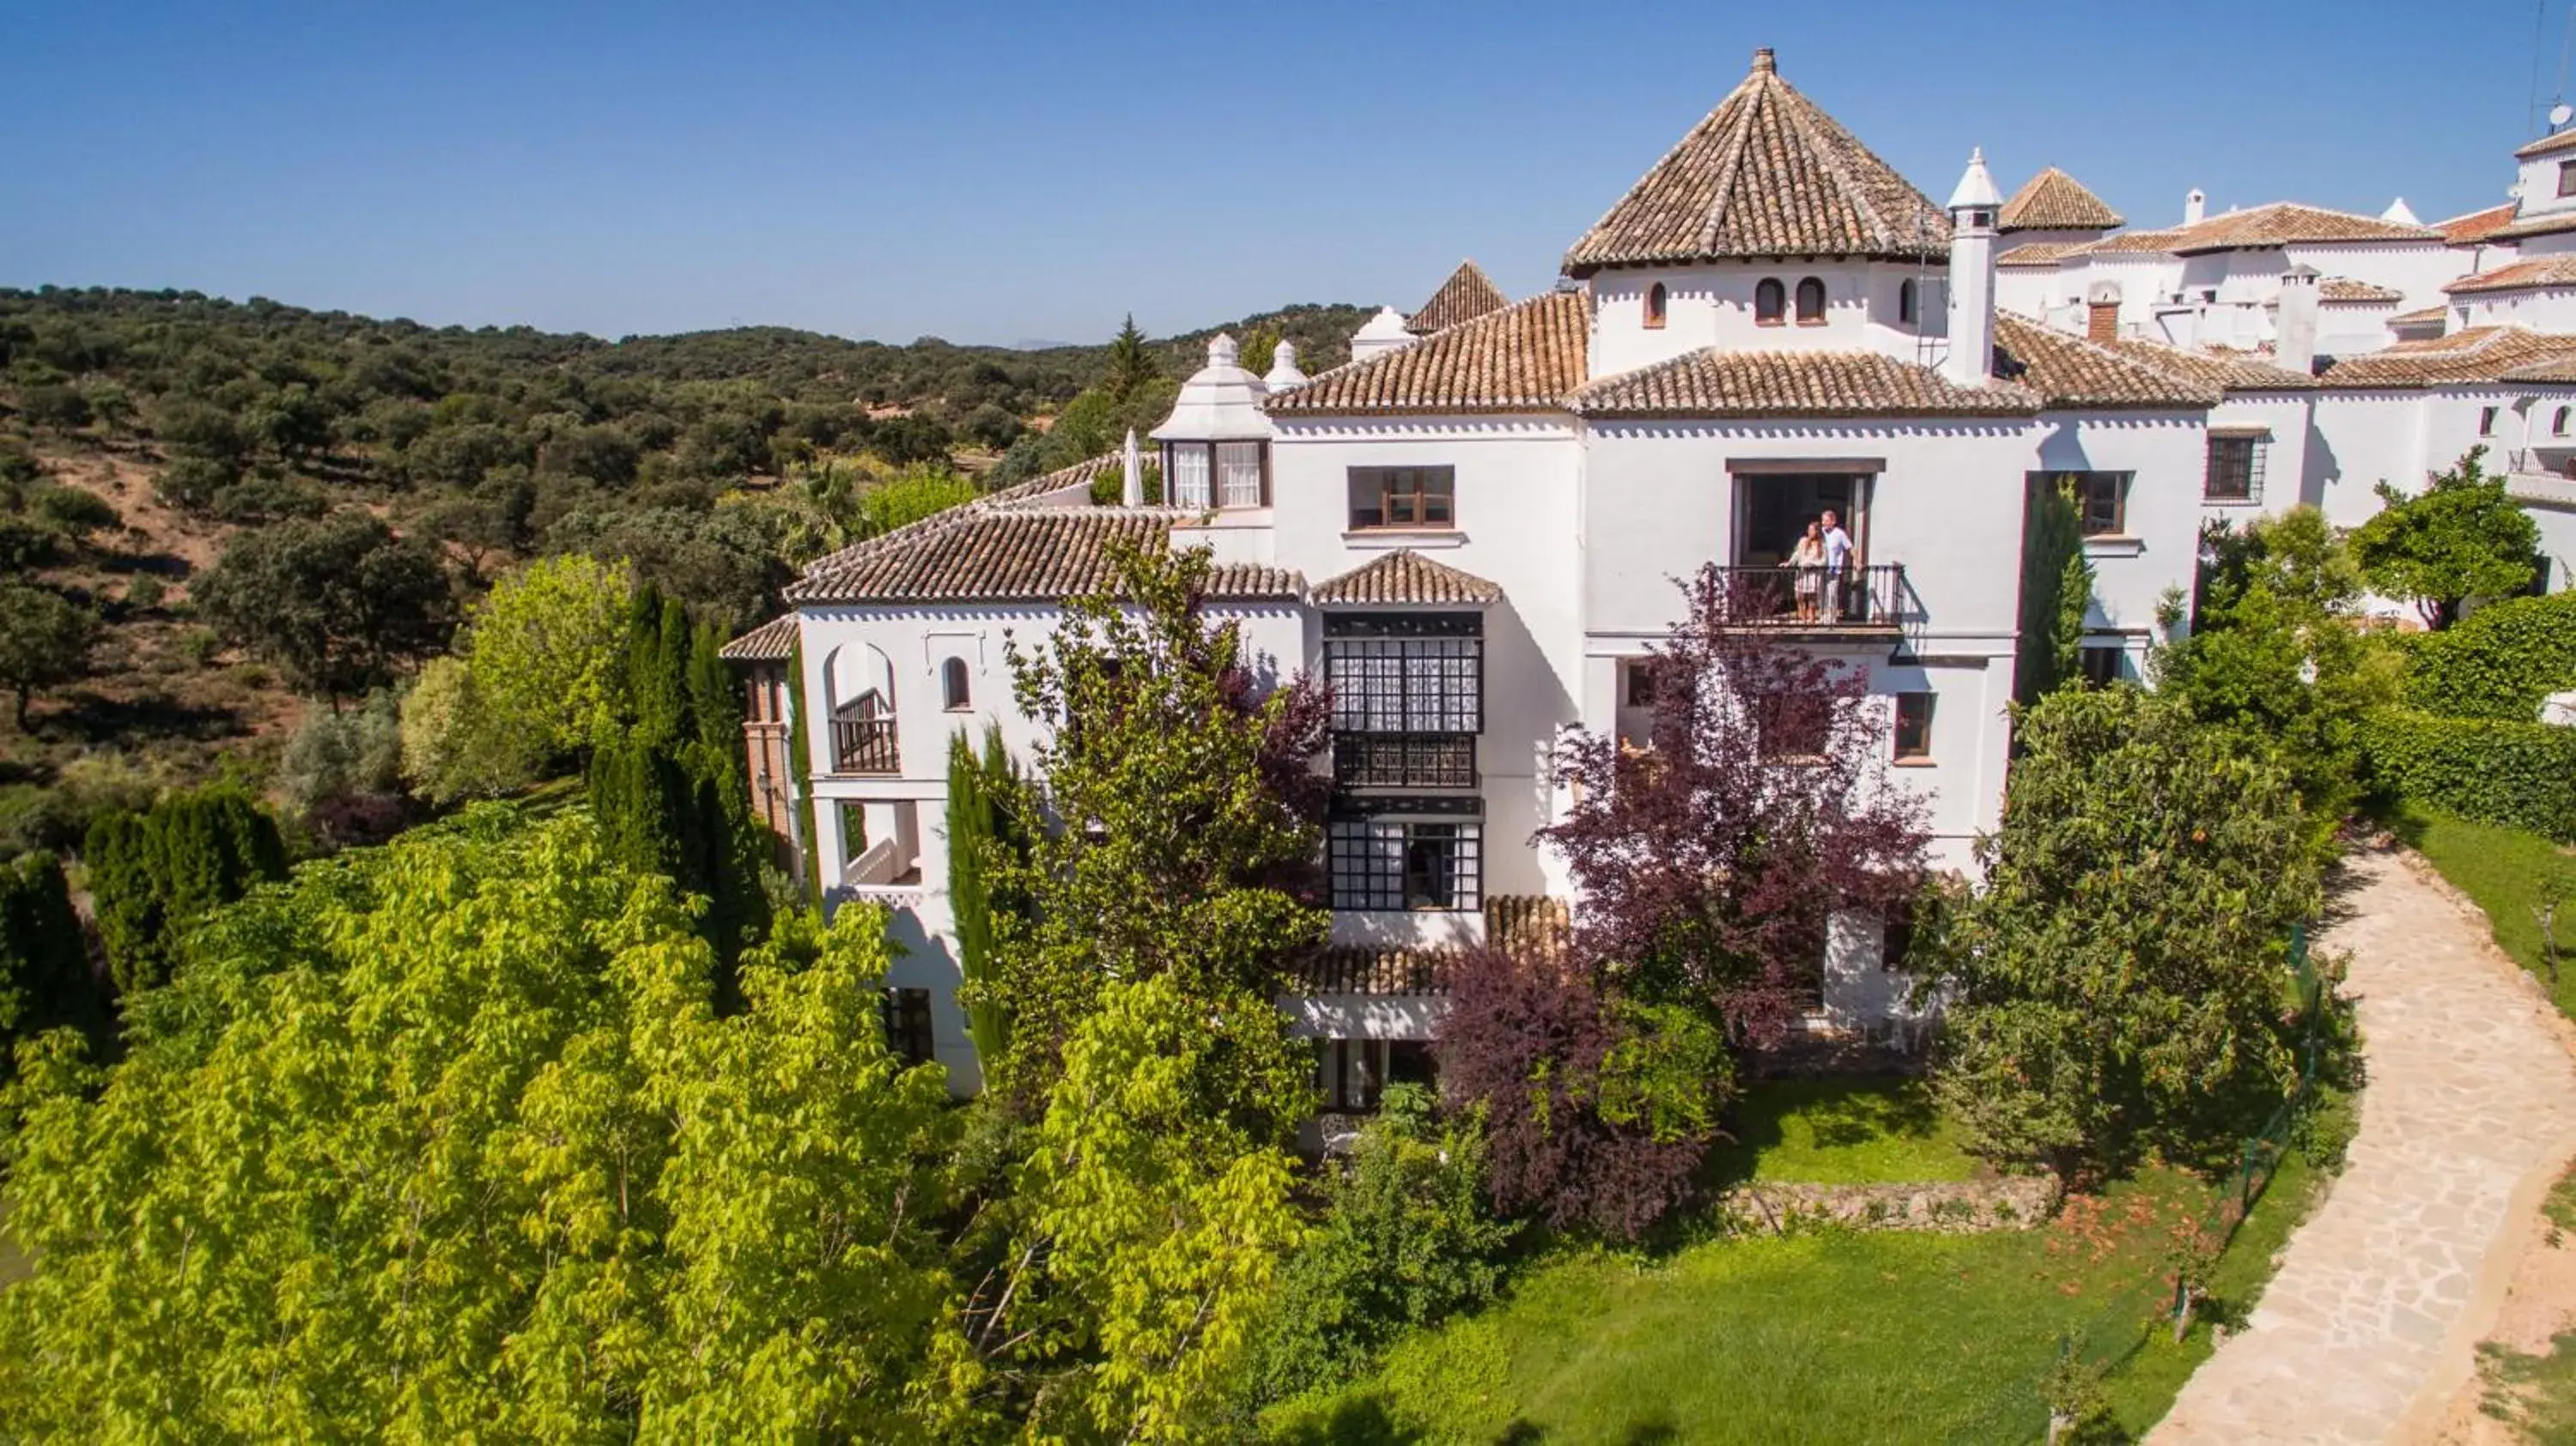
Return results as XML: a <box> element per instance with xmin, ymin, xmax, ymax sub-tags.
<box><xmin>2362</xmin><ymin>706</ymin><xmax>2576</xmax><ymax>840</ymax></box>
<box><xmin>2403</xmin><ymin>592</ymin><xmax>2576</xmax><ymax>720</ymax></box>
<box><xmin>0</xmin><ymin>849</ymin><xmax>101</xmax><ymax>1055</ymax></box>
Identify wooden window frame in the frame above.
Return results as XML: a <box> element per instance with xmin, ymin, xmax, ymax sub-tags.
<box><xmin>1893</xmin><ymin>692</ymin><xmax>1934</xmax><ymax>762</ymax></box>
<box><xmin>1794</xmin><ymin>276</ymin><xmax>1827</xmax><ymax>326</ymax></box>
<box><xmin>1754</xmin><ymin>278</ymin><xmax>1787</xmax><ymax>327</ymax></box>
<box><xmin>2034</xmin><ymin>471</ymin><xmax>2132</xmax><ymax>538</ymax></box>
<box><xmin>1643</xmin><ymin>282</ymin><xmax>1668</xmax><ymax>330</ymax></box>
<box><xmin>2203</xmin><ymin>435</ymin><xmax>2264</xmax><ymax>503</ymax></box>
<box><xmin>1346</xmin><ymin>465</ymin><xmax>1457</xmax><ymax>532</ymax></box>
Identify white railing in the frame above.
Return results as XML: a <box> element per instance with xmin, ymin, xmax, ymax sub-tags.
<box><xmin>839</xmin><ymin>836</ymin><xmax>924</xmax><ymax>906</ymax></box>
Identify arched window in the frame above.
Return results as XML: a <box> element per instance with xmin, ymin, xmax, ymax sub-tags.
<box><xmin>1754</xmin><ymin>278</ymin><xmax>1786</xmax><ymax>326</ymax></box>
<box><xmin>1643</xmin><ymin>282</ymin><xmax>1668</xmax><ymax>330</ymax></box>
<box><xmin>2557</xmin><ymin>406</ymin><xmax>2571</xmax><ymax>437</ymax></box>
<box><xmin>1795</xmin><ymin>277</ymin><xmax>1826</xmax><ymax>325</ymax></box>
<box><xmin>1898</xmin><ymin>278</ymin><xmax>1918</xmax><ymax>325</ymax></box>
<box><xmin>940</xmin><ymin>656</ymin><xmax>970</xmax><ymax>711</ymax></box>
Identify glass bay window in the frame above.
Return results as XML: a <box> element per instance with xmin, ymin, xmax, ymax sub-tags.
<box><xmin>1161</xmin><ymin>440</ymin><xmax>1268</xmax><ymax>509</ymax></box>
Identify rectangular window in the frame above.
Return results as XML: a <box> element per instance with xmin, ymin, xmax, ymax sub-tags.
<box><xmin>1882</xmin><ymin>913</ymin><xmax>1916</xmax><ymax>972</ymax></box>
<box><xmin>1346</xmin><ymin>466</ymin><xmax>1457</xmax><ymax>530</ymax></box>
<box><xmin>1328</xmin><ymin>818</ymin><xmax>1481</xmax><ymax>912</ymax></box>
<box><xmin>2480</xmin><ymin>406</ymin><xmax>2500</xmax><ymax>437</ymax></box>
<box><xmin>1754</xmin><ymin>690</ymin><xmax>1832</xmax><ymax>760</ymax></box>
<box><xmin>2033</xmin><ymin>471</ymin><xmax>2130</xmax><ymax>538</ymax></box>
<box><xmin>2080</xmin><ymin>644</ymin><xmax>2125</xmax><ymax>688</ymax></box>
<box><xmin>1217</xmin><ymin>440</ymin><xmax>1267</xmax><ymax>507</ymax></box>
<box><xmin>882</xmin><ymin>987</ymin><xmax>935</xmax><ymax>1066</ymax></box>
<box><xmin>1316</xmin><ymin>1039</ymin><xmax>1387</xmax><ymax>1112</ymax></box>
<box><xmin>1325</xmin><ymin>635</ymin><xmax>1483</xmax><ymax>734</ymax></box>
<box><xmin>1165</xmin><ymin>442</ymin><xmax>1212</xmax><ymax>507</ymax></box>
<box><xmin>1623</xmin><ymin>658</ymin><xmax>1659</xmax><ymax>708</ymax></box>
<box><xmin>2560</xmin><ymin>161</ymin><xmax>2576</xmax><ymax>197</ymax></box>
<box><xmin>1893</xmin><ymin>692</ymin><xmax>1934</xmax><ymax>761</ymax></box>
<box><xmin>2203</xmin><ymin>434</ymin><xmax>2266</xmax><ymax>502</ymax></box>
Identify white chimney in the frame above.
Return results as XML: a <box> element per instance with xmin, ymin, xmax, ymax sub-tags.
<box><xmin>2184</xmin><ymin>188</ymin><xmax>2208</xmax><ymax>226</ymax></box>
<box><xmin>1263</xmin><ymin>338</ymin><xmax>1309</xmax><ymax>392</ymax></box>
<box><xmin>1121</xmin><ymin>428</ymin><xmax>1144</xmax><ymax>507</ymax></box>
<box><xmin>1350</xmin><ymin>306</ymin><xmax>1414</xmax><ymax>362</ymax></box>
<box><xmin>1942</xmin><ymin>148</ymin><xmax>2002</xmax><ymax>386</ymax></box>
<box><xmin>2276</xmin><ymin>265</ymin><xmax>2321</xmax><ymax>377</ymax></box>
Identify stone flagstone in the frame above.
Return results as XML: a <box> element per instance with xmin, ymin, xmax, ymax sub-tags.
<box><xmin>2151</xmin><ymin>848</ymin><xmax>2576</xmax><ymax>1443</ymax></box>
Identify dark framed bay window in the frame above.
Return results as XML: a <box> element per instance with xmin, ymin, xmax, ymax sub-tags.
<box><xmin>1327</xmin><ymin>802</ymin><xmax>1484</xmax><ymax>912</ymax></box>
<box><xmin>1162</xmin><ymin>439</ymin><xmax>1269</xmax><ymax>509</ymax></box>
<box><xmin>1347</xmin><ymin>465</ymin><xmax>1456</xmax><ymax>530</ymax></box>
<box><xmin>1325</xmin><ymin>611</ymin><xmax>1483</xmax><ymax>790</ymax></box>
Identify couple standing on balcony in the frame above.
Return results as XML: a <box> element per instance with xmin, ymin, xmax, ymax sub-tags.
<box><xmin>1788</xmin><ymin>510</ymin><xmax>1858</xmax><ymax>623</ymax></box>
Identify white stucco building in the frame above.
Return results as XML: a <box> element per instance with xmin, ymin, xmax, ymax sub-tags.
<box><xmin>722</xmin><ymin>48</ymin><xmax>2570</xmax><ymax>1104</ymax></box>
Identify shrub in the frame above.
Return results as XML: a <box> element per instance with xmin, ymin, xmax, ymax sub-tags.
<box><xmin>2362</xmin><ymin>706</ymin><xmax>2576</xmax><ymax>841</ymax></box>
<box><xmin>84</xmin><ymin>786</ymin><xmax>289</xmax><ymax>995</ymax></box>
<box><xmin>1246</xmin><ymin>1099</ymin><xmax>1516</xmax><ymax>1406</ymax></box>
<box><xmin>2403</xmin><ymin>592</ymin><xmax>2576</xmax><ymax>721</ymax></box>
<box><xmin>0</xmin><ymin>849</ymin><xmax>110</xmax><ymax>1062</ymax></box>
<box><xmin>276</xmin><ymin>691</ymin><xmax>404</xmax><ymax>829</ymax></box>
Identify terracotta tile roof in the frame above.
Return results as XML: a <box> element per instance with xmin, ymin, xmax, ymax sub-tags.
<box><xmin>1310</xmin><ymin>550</ymin><xmax>1504</xmax><ymax>607</ymax></box>
<box><xmin>1997</xmin><ymin>167</ymin><xmax>2124</xmax><ymax>233</ymax></box>
<box><xmin>1567</xmin><ymin>348</ymin><xmax>2039</xmax><ymax>419</ymax></box>
<box><xmin>979</xmin><ymin>451</ymin><xmax>1126</xmax><ymax>507</ymax></box>
<box><xmin>1282</xmin><ymin>896</ymin><xmax>1569</xmax><ymax>997</ymax></box>
<box><xmin>787</xmin><ymin>507</ymin><xmax>1180</xmax><ymax>602</ymax></box>
<box><xmin>1406</xmin><ymin>260</ymin><xmax>1510</xmax><ymax>334</ymax></box>
<box><xmin>2087</xmin><ymin>333</ymin><xmax>2318</xmax><ymax>392</ymax></box>
<box><xmin>2084</xmin><ymin>228</ymin><xmax>2189</xmax><ymax>255</ymax></box>
<box><xmin>2320</xmin><ymin>277</ymin><xmax>2403</xmax><ymax>303</ymax></box>
<box><xmin>2162</xmin><ymin>202</ymin><xmax>2439</xmax><ymax>254</ymax></box>
<box><xmin>1269</xmin><ymin>292</ymin><xmax>1589</xmax><ymax>416</ymax></box>
<box><xmin>2516</xmin><ymin>129</ymin><xmax>2576</xmax><ymax>160</ymax></box>
<box><xmin>2445</xmin><ymin>256</ymin><xmax>2576</xmax><ymax>296</ymax></box>
<box><xmin>1997</xmin><ymin>240</ymin><xmax>2093</xmax><ymax>268</ymax></box>
<box><xmin>1990</xmin><ymin>314</ymin><xmax>2226</xmax><ymax>409</ymax></box>
<box><xmin>2491</xmin><ymin>209</ymin><xmax>2576</xmax><ymax>243</ymax></box>
<box><xmin>2318</xmin><ymin>325</ymin><xmax>2576</xmax><ymax>388</ymax></box>
<box><xmin>2439</xmin><ymin>202</ymin><xmax>2520</xmax><ymax>246</ymax></box>
<box><xmin>2389</xmin><ymin>304</ymin><xmax>2451</xmax><ymax>328</ymax></box>
<box><xmin>1561</xmin><ymin>48</ymin><xmax>1949</xmax><ymax>275</ymax></box>
<box><xmin>718</xmin><ymin>613</ymin><xmax>798</xmax><ymax>662</ymax></box>
<box><xmin>2503</xmin><ymin>355</ymin><xmax>2576</xmax><ymax>384</ymax></box>
<box><xmin>1203</xmin><ymin>561</ymin><xmax>1309</xmax><ymax>600</ymax></box>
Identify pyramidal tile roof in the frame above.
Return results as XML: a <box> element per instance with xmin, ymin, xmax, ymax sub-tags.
<box><xmin>1562</xmin><ymin>47</ymin><xmax>1950</xmax><ymax>275</ymax></box>
<box><xmin>1269</xmin><ymin>292</ymin><xmax>1590</xmax><ymax>416</ymax></box>
<box><xmin>1406</xmin><ymin>260</ymin><xmax>1510</xmax><ymax>334</ymax></box>
<box><xmin>1310</xmin><ymin>550</ymin><xmax>1504</xmax><ymax>606</ymax></box>
<box><xmin>1997</xmin><ymin>167</ymin><xmax>2124</xmax><ymax>233</ymax></box>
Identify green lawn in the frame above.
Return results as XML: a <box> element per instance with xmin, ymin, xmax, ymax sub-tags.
<box><xmin>2385</xmin><ymin>801</ymin><xmax>2576</xmax><ymax>1015</ymax></box>
<box><xmin>1268</xmin><ymin>1125</ymin><xmax>2333</xmax><ymax>1444</ymax></box>
<box><xmin>1707</xmin><ymin>1078</ymin><xmax>1978</xmax><ymax>1186</ymax></box>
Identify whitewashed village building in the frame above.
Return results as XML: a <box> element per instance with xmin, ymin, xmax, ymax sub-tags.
<box><xmin>725</xmin><ymin>49</ymin><xmax>2576</xmax><ymax>1101</ymax></box>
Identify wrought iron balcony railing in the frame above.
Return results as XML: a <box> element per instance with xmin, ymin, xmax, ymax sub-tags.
<box><xmin>1332</xmin><ymin>732</ymin><xmax>1478</xmax><ymax>791</ymax></box>
<box><xmin>1716</xmin><ymin>562</ymin><xmax>1905</xmax><ymax>631</ymax></box>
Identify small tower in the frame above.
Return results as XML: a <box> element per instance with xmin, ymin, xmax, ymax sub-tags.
<box><xmin>1943</xmin><ymin>148</ymin><xmax>2002</xmax><ymax>386</ymax></box>
<box><xmin>1264</xmin><ymin>338</ymin><xmax>1309</xmax><ymax>392</ymax></box>
<box><xmin>1150</xmin><ymin>334</ymin><xmax>1275</xmax><ymax>510</ymax></box>
<box><xmin>1350</xmin><ymin>307</ymin><xmax>1414</xmax><ymax>362</ymax></box>
<box><xmin>2184</xmin><ymin>188</ymin><xmax>2208</xmax><ymax>226</ymax></box>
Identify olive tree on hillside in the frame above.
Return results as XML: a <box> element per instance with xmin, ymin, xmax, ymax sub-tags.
<box><xmin>193</xmin><ymin>513</ymin><xmax>455</xmax><ymax>703</ymax></box>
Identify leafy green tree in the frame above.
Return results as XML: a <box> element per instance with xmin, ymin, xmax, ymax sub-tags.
<box><xmin>428</xmin><ymin>553</ymin><xmax>634</xmax><ymax>797</ymax></box>
<box><xmin>985</xmin><ymin>540</ymin><xmax>1329</xmax><ymax>1101</ymax></box>
<box><xmin>0</xmin><ymin>849</ymin><xmax>107</xmax><ymax>1066</ymax></box>
<box><xmin>2154</xmin><ymin>507</ymin><xmax>2397</xmax><ymax>835</ymax></box>
<box><xmin>0</xmin><ymin>580</ymin><xmax>100</xmax><ymax>728</ymax></box>
<box><xmin>858</xmin><ymin>465</ymin><xmax>978</xmax><ymax>537</ymax></box>
<box><xmin>0</xmin><ymin>808</ymin><xmax>974</xmax><ymax>1440</ymax></box>
<box><xmin>2352</xmin><ymin>445</ymin><xmax>2539</xmax><ymax>629</ymax></box>
<box><xmin>193</xmin><ymin>513</ymin><xmax>456</xmax><ymax>703</ymax></box>
<box><xmin>82</xmin><ymin>786</ymin><xmax>288</xmax><ymax>996</ymax></box>
<box><xmin>1928</xmin><ymin>687</ymin><xmax>2318</xmax><ymax>1179</ymax></box>
<box><xmin>2016</xmin><ymin>477</ymin><xmax>2093</xmax><ymax>702</ymax></box>
<box><xmin>945</xmin><ymin>725</ymin><xmax>1024</xmax><ymax>1066</ymax></box>
<box><xmin>1011</xmin><ymin>972</ymin><xmax>1312</xmax><ymax>1443</ymax></box>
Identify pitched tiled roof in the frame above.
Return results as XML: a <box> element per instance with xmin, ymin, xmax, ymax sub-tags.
<box><xmin>2491</xmin><ymin>209</ymin><xmax>2576</xmax><ymax>243</ymax></box>
<box><xmin>979</xmin><ymin>450</ymin><xmax>1126</xmax><ymax>507</ymax></box>
<box><xmin>2162</xmin><ymin>202</ymin><xmax>2439</xmax><ymax>254</ymax></box>
<box><xmin>2320</xmin><ymin>277</ymin><xmax>2403</xmax><ymax>303</ymax></box>
<box><xmin>2440</xmin><ymin>203</ymin><xmax>2520</xmax><ymax>246</ymax></box>
<box><xmin>1997</xmin><ymin>240</ymin><xmax>2093</xmax><ymax>268</ymax></box>
<box><xmin>1567</xmin><ymin>348</ymin><xmax>2039</xmax><ymax>419</ymax></box>
<box><xmin>2445</xmin><ymin>256</ymin><xmax>2576</xmax><ymax>296</ymax></box>
<box><xmin>1203</xmin><ymin>562</ymin><xmax>1309</xmax><ymax>599</ymax></box>
<box><xmin>1269</xmin><ymin>292</ymin><xmax>1589</xmax><ymax>416</ymax></box>
<box><xmin>2505</xmin><ymin>355</ymin><xmax>2576</xmax><ymax>384</ymax></box>
<box><xmin>1310</xmin><ymin>550</ymin><xmax>1504</xmax><ymax>607</ymax></box>
<box><xmin>2318</xmin><ymin>326</ymin><xmax>2576</xmax><ymax>388</ymax></box>
<box><xmin>2389</xmin><ymin>304</ymin><xmax>2450</xmax><ymax>328</ymax></box>
<box><xmin>2517</xmin><ymin>129</ymin><xmax>2576</xmax><ymax>160</ymax></box>
<box><xmin>788</xmin><ymin>508</ymin><xmax>1177</xmax><ymax>602</ymax></box>
<box><xmin>1282</xmin><ymin>896</ymin><xmax>1569</xmax><ymax>997</ymax></box>
<box><xmin>1561</xmin><ymin>48</ymin><xmax>1949</xmax><ymax>275</ymax></box>
<box><xmin>2084</xmin><ymin>228</ymin><xmax>2189</xmax><ymax>255</ymax></box>
<box><xmin>1998</xmin><ymin>167</ymin><xmax>2124</xmax><ymax>233</ymax></box>
<box><xmin>1406</xmin><ymin>260</ymin><xmax>1510</xmax><ymax>334</ymax></box>
<box><xmin>2088</xmin><ymin>333</ymin><xmax>2318</xmax><ymax>392</ymax></box>
<box><xmin>1990</xmin><ymin>314</ymin><xmax>2227</xmax><ymax>409</ymax></box>
<box><xmin>718</xmin><ymin>613</ymin><xmax>798</xmax><ymax>661</ymax></box>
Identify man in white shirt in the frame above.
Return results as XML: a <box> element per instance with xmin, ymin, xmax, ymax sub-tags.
<box><xmin>1819</xmin><ymin>510</ymin><xmax>1856</xmax><ymax>620</ymax></box>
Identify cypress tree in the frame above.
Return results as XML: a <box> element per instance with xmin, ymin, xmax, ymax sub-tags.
<box><xmin>946</xmin><ymin>726</ymin><xmax>1017</xmax><ymax>1064</ymax></box>
<box><xmin>82</xmin><ymin>787</ymin><xmax>287</xmax><ymax>997</ymax></box>
<box><xmin>0</xmin><ymin>849</ymin><xmax>105</xmax><ymax>1060</ymax></box>
<box><xmin>2015</xmin><ymin>476</ymin><xmax>2095</xmax><ymax>704</ymax></box>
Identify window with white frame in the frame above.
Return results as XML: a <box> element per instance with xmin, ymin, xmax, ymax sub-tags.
<box><xmin>1327</xmin><ymin>815</ymin><xmax>1482</xmax><ymax>911</ymax></box>
<box><xmin>1166</xmin><ymin>443</ymin><xmax>1211</xmax><ymax>507</ymax></box>
<box><xmin>1162</xmin><ymin>440</ymin><xmax>1268</xmax><ymax>508</ymax></box>
<box><xmin>1218</xmin><ymin>440</ymin><xmax>1266</xmax><ymax>507</ymax></box>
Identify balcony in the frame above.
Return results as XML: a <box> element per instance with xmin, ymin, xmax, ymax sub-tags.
<box><xmin>831</xmin><ymin>711</ymin><xmax>898</xmax><ymax>775</ymax></box>
<box><xmin>1716</xmin><ymin>563</ymin><xmax>1905</xmax><ymax>634</ymax></box>
<box><xmin>1334</xmin><ymin>732</ymin><xmax>1478</xmax><ymax>791</ymax></box>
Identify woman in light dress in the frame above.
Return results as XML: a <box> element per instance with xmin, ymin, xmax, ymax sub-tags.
<box><xmin>1788</xmin><ymin>520</ymin><xmax>1826</xmax><ymax>622</ymax></box>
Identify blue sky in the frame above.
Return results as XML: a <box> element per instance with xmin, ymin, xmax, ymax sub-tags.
<box><xmin>0</xmin><ymin>1</ymin><xmax>2554</xmax><ymax>346</ymax></box>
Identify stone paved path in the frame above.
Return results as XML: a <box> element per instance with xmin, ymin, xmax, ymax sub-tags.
<box><xmin>2151</xmin><ymin>848</ymin><xmax>2576</xmax><ymax>1444</ymax></box>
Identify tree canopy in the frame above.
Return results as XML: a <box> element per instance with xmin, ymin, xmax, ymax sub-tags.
<box><xmin>2351</xmin><ymin>445</ymin><xmax>2539</xmax><ymax>629</ymax></box>
<box><xmin>193</xmin><ymin>511</ymin><xmax>456</xmax><ymax>702</ymax></box>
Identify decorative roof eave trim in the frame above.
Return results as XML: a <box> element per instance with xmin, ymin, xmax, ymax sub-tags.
<box><xmin>1565</xmin><ymin>247</ymin><xmax>1947</xmax><ymax>277</ymax></box>
<box><xmin>1573</xmin><ymin>404</ymin><xmax>2040</xmax><ymax>421</ymax></box>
